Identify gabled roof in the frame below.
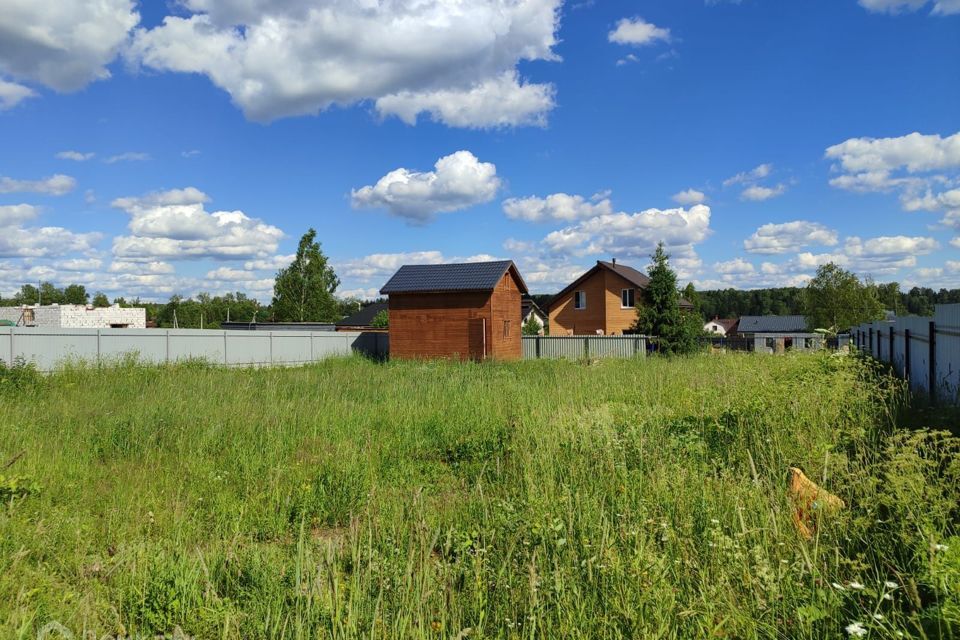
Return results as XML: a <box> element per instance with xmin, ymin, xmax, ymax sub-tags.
<box><xmin>546</xmin><ymin>260</ymin><xmax>693</xmax><ymax>310</ymax></box>
<box><xmin>380</xmin><ymin>260</ymin><xmax>528</xmax><ymax>295</ymax></box>
<box><xmin>737</xmin><ymin>315</ymin><xmax>809</xmax><ymax>333</ymax></box>
<box><xmin>521</xmin><ymin>296</ymin><xmax>546</xmax><ymax>321</ymax></box>
<box><xmin>706</xmin><ymin>318</ymin><xmax>739</xmax><ymax>331</ymax></box>
<box><xmin>336</xmin><ymin>301</ymin><xmax>387</xmax><ymax>327</ymax></box>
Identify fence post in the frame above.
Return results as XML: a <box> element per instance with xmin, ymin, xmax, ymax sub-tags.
<box><xmin>928</xmin><ymin>320</ymin><xmax>936</xmax><ymax>404</ymax></box>
<box><xmin>889</xmin><ymin>328</ymin><xmax>894</xmax><ymax>365</ymax></box>
<box><xmin>584</xmin><ymin>337</ymin><xmax>589</xmax><ymax>359</ymax></box>
<box><xmin>535</xmin><ymin>336</ymin><xmax>541</xmax><ymax>359</ymax></box>
<box><xmin>224</xmin><ymin>331</ymin><xmax>228</xmax><ymax>366</ymax></box>
<box><xmin>97</xmin><ymin>329</ymin><xmax>102</xmax><ymax>364</ymax></box>
<box><xmin>269</xmin><ymin>331</ymin><xmax>274</xmax><ymax>365</ymax></box>
<box><xmin>904</xmin><ymin>329</ymin><xmax>911</xmax><ymax>381</ymax></box>
<box><xmin>869</xmin><ymin>327</ymin><xmax>873</xmax><ymax>356</ymax></box>
<box><xmin>165</xmin><ymin>330</ymin><xmax>170</xmax><ymax>363</ymax></box>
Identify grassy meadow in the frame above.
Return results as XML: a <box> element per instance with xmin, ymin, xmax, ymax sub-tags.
<box><xmin>0</xmin><ymin>353</ymin><xmax>958</xmax><ymax>639</ymax></box>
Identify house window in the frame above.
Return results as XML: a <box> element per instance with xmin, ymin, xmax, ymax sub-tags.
<box><xmin>574</xmin><ymin>291</ymin><xmax>586</xmax><ymax>309</ymax></box>
<box><xmin>621</xmin><ymin>288</ymin><xmax>635</xmax><ymax>309</ymax></box>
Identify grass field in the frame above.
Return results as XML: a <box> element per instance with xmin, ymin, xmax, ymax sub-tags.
<box><xmin>0</xmin><ymin>353</ymin><xmax>957</xmax><ymax>639</ymax></box>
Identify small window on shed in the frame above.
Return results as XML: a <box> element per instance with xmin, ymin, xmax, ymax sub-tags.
<box><xmin>503</xmin><ymin>320</ymin><xmax>511</xmax><ymax>338</ymax></box>
<box><xmin>574</xmin><ymin>291</ymin><xmax>586</xmax><ymax>309</ymax></box>
<box><xmin>621</xmin><ymin>288</ymin><xmax>635</xmax><ymax>308</ymax></box>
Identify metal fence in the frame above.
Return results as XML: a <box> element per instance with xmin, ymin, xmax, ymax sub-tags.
<box><xmin>523</xmin><ymin>335</ymin><xmax>648</xmax><ymax>360</ymax></box>
<box><xmin>852</xmin><ymin>303</ymin><xmax>960</xmax><ymax>405</ymax></box>
<box><xmin>0</xmin><ymin>327</ymin><xmax>388</xmax><ymax>371</ymax></box>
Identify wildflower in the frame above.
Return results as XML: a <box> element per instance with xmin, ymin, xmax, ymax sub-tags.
<box><xmin>884</xmin><ymin>581</ymin><xmax>898</xmax><ymax>589</ymax></box>
<box><xmin>832</xmin><ymin>582</ymin><xmax>845</xmax><ymax>590</ymax></box>
<box><xmin>883</xmin><ymin>593</ymin><xmax>893</xmax><ymax>601</ymax></box>
<box><xmin>934</xmin><ymin>543</ymin><xmax>949</xmax><ymax>551</ymax></box>
<box><xmin>848</xmin><ymin>581</ymin><xmax>864</xmax><ymax>590</ymax></box>
<box><xmin>710</xmin><ymin>518</ymin><xmax>720</xmax><ymax>524</ymax></box>
<box><xmin>846</xmin><ymin>622</ymin><xmax>867</xmax><ymax>637</ymax></box>
<box><xmin>873</xmin><ymin>613</ymin><xmax>884</xmax><ymax>621</ymax></box>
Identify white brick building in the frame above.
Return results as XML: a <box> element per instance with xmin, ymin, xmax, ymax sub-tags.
<box><xmin>0</xmin><ymin>304</ymin><xmax>147</xmax><ymax>329</ymax></box>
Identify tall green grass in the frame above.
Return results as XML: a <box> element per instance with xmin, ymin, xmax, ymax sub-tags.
<box><xmin>0</xmin><ymin>353</ymin><xmax>956</xmax><ymax>638</ymax></box>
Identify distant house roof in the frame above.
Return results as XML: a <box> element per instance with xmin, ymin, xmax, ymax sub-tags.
<box><xmin>521</xmin><ymin>296</ymin><xmax>546</xmax><ymax>321</ymax></box>
<box><xmin>546</xmin><ymin>260</ymin><xmax>693</xmax><ymax>310</ymax></box>
<box><xmin>221</xmin><ymin>322</ymin><xmax>336</xmax><ymax>331</ymax></box>
<box><xmin>706</xmin><ymin>318</ymin><xmax>739</xmax><ymax>332</ymax></box>
<box><xmin>737</xmin><ymin>315</ymin><xmax>809</xmax><ymax>333</ymax></box>
<box><xmin>379</xmin><ymin>260</ymin><xmax>528</xmax><ymax>295</ymax></box>
<box><xmin>336</xmin><ymin>301</ymin><xmax>387</xmax><ymax>327</ymax></box>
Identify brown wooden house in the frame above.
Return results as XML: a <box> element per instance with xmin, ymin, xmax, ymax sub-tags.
<box><xmin>546</xmin><ymin>259</ymin><xmax>693</xmax><ymax>336</ymax></box>
<box><xmin>380</xmin><ymin>260</ymin><xmax>528</xmax><ymax>360</ymax></box>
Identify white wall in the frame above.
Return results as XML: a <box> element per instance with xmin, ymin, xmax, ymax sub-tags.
<box><xmin>0</xmin><ymin>304</ymin><xmax>146</xmax><ymax>328</ymax></box>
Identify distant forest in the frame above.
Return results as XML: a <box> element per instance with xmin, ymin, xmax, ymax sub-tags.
<box><xmin>530</xmin><ymin>285</ymin><xmax>960</xmax><ymax>321</ymax></box>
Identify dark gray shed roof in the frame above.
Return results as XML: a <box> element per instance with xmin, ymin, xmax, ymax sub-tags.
<box><xmin>379</xmin><ymin>260</ymin><xmax>528</xmax><ymax>295</ymax></box>
<box><xmin>336</xmin><ymin>302</ymin><xmax>387</xmax><ymax>327</ymax></box>
<box><xmin>737</xmin><ymin>315</ymin><xmax>810</xmax><ymax>333</ymax></box>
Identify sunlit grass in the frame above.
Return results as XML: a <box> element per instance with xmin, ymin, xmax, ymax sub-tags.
<box><xmin>0</xmin><ymin>353</ymin><xmax>956</xmax><ymax>638</ymax></box>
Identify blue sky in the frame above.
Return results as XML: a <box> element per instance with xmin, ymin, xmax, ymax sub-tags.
<box><xmin>1</xmin><ymin>0</ymin><xmax>958</xmax><ymax>301</ymax></box>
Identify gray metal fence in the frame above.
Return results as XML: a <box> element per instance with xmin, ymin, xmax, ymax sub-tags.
<box><xmin>523</xmin><ymin>335</ymin><xmax>648</xmax><ymax>360</ymax></box>
<box><xmin>0</xmin><ymin>327</ymin><xmax>388</xmax><ymax>371</ymax></box>
<box><xmin>852</xmin><ymin>303</ymin><xmax>960</xmax><ymax>405</ymax></box>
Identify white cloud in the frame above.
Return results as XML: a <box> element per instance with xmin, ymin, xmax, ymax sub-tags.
<box><xmin>244</xmin><ymin>254</ymin><xmax>296</xmax><ymax>271</ymax></box>
<box><xmin>672</xmin><ymin>188</ymin><xmax>706</xmax><ymax>205</ymax></box>
<box><xmin>858</xmin><ymin>0</ymin><xmax>960</xmax><ymax>15</ymax></box>
<box><xmin>713</xmin><ymin>258</ymin><xmax>755</xmax><ymax>275</ymax></box>
<box><xmin>0</xmin><ymin>79</ymin><xmax>36</xmax><ymax>109</ymax></box>
<box><xmin>128</xmin><ymin>0</ymin><xmax>561</xmax><ymax>127</ymax></box>
<box><xmin>111</xmin><ymin>187</ymin><xmax>284</xmax><ymax>260</ymax></box>
<box><xmin>108</xmin><ymin>260</ymin><xmax>175</xmax><ymax>275</ymax></box>
<box><xmin>540</xmin><ymin>204</ymin><xmax>712</xmax><ymax>261</ymax></box>
<box><xmin>351</xmin><ymin>151</ymin><xmax>500</xmax><ymax>223</ymax></box>
<box><xmin>744</xmin><ymin>221</ymin><xmax>839</xmax><ymax>254</ymax></box>
<box><xmin>826</xmin><ymin>131</ymin><xmax>960</xmax><ymax>176</ymax></box>
<box><xmin>337</xmin><ymin>287</ymin><xmax>382</xmax><ymax>301</ymax></box>
<box><xmin>374</xmin><ymin>71</ymin><xmax>555</xmax><ymax>129</ymax></box>
<box><xmin>0</xmin><ymin>204</ymin><xmax>39</xmax><ymax>225</ymax></box>
<box><xmin>105</xmin><ymin>152</ymin><xmax>150</xmax><ymax>164</ymax></box>
<box><xmin>338</xmin><ymin>250</ymin><xmax>502</xmax><ymax>284</ymax></box>
<box><xmin>206</xmin><ymin>267</ymin><xmax>258</xmax><ymax>282</ymax></box>
<box><xmin>951</xmin><ymin>237</ymin><xmax>960</xmax><ymax>248</ymax></box>
<box><xmin>741</xmin><ymin>183</ymin><xmax>787</xmax><ymax>201</ymax></box>
<box><xmin>0</xmin><ymin>174</ymin><xmax>76</xmax><ymax>195</ymax></box>
<box><xmin>0</xmin><ymin>226</ymin><xmax>101</xmax><ymax>258</ymax></box>
<box><xmin>54</xmin><ymin>258</ymin><xmax>102</xmax><ymax>271</ymax></box>
<box><xmin>608</xmin><ymin>17</ymin><xmax>671</xmax><ymax>46</ymax></box>
<box><xmin>56</xmin><ymin>150</ymin><xmax>95</xmax><ymax>161</ymax></box>
<box><xmin>0</xmin><ymin>0</ymin><xmax>139</xmax><ymax>92</ymax></box>
<box><xmin>723</xmin><ymin>163</ymin><xmax>772</xmax><ymax>187</ymax></box>
<box><xmin>503</xmin><ymin>192</ymin><xmax>613</xmax><ymax>222</ymax></box>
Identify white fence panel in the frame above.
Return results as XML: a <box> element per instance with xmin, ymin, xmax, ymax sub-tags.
<box><xmin>0</xmin><ymin>328</ymin><xmax>386</xmax><ymax>371</ymax></box>
<box><xmin>522</xmin><ymin>336</ymin><xmax>647</xmax><ymax>360</ymax></box>
<box><xmin>935</xmin><ymin>304</ymin><xmax>960</xmax><ymax>402</ymax></box>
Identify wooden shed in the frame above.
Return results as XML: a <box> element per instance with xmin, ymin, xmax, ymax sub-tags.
<box><xmin>380</xmin><ymin>260</ymin><xmax>528</xmax><ymax>360</ymax></box>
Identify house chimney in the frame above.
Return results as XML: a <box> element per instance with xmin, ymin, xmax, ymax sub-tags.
<box><xmin>611</xmin><ymin>258</ymin><xmax>616</xmax><ymax>266</ymax></box>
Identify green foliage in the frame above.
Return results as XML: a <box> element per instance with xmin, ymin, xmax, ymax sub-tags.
<box><xmin>271</xmin><ymin>228</ymin><xmax>340</xmax><ymax>323</ymax></box>
<box><xmin>370</xmin><ymin>309</ymin><xmax>389</xmax><ymax>328</ymax></box>
<box><xmin>0</xmin><ymin>355</ymin><xmax>957</xmax><ymax>638</ymax></box>
<box><xmin>92</xmin><ymin>291</ymin><xmax>110</xmax><ymax>307</ymax></box>
<box><xmin>633</xmin><ymin>243</ymin><xmax>703</xmax><ymax>354</ymax></box>
<box><xmin>0</xmin><ymin>357</ymin><xmax>43</xmax><ymax>394</ymax></box>
<box><xmin>62</xmin><ymin>284</ymin><xmax>89</xmax><ymax>305</ymax></box>
<box><xmin>521</xmin><ymin>313</ymin><xmax>542</xmax><ymax>335</ymax></box>
<box><xmin>156</xmin><ymin>292</ymin><xmax>261</xmax><ymax>329</ymax></box>
<box><xmin>805</xmin><ymin>262</ymin><xmax>885</xmax><ymax>331</ymax></box>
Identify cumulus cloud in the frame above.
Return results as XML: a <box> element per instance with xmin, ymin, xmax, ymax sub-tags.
<box><xmin>0</xmin><ymin>174</ymin><xmax>76</xmax><ymax>195</ymax></box>
<box><xmin>56</xmin><ymin>150</ymin><xmax>95</xmax><ymax>161</ymax></box>
<box><xmin>672</xmin><ymin>188</ymin><xmax>706</xmax><ymax>205</ymax></box>
<box><xmin>503</xmin><ymin>192</ymin><xmax>613</xmax><ymax>222</ymax></box>
<box><xmin>54</xmin><ymin>258</ymin><xmax>103</xmax><ymax>271</ymax></box>
<box><xmin>608</xmin><ymin>17</ymin><xmax>670</xmax><ymax>46</ymax></box>
<box><xmin>244</xmin><ymin>255</ymin><xmax>296</xmax><ymax>272</ymax></box>
<box><xmin>351</xmin><ymin>151</ymin><xmax>500</xmax><ymax>223</ymax></box>
<box><xmin>128</xmin><ymin>0</ymin><xmax>561</xmax><ymax>127</ymax></box>
<box><xmin>858</xmin><ymin>0</ymin><xmax>960</xmax><ymax>15</ymax></box>
<box><xmin>0</xmin><ymin>0</ymin><xmax>139</xmax><ymax>93</ymax></box>
<box><xmin>0</xmin><ymin>204</ymin><xmax>39</xmax><ymax>225</ymax></box>
<box><xmin>108</xmin><ymin>260</ymin><xmax>175</xmax><ymax>275</ymax></box>
<box><xmin>540</xmin><ymin>204</ymin><xmax>712</xmax><ymax>261</ymax></box>
<box><xmin>713</xmin><ymin>258</ymin><xmax>755</xmax><ymax>275</ymax></box>
<box><xmin>741</xmin><ymin>184</ymin><xmax>787</xmax><ymax>201</ymax></box>
<box><xmin>0</xmin><ymin>79</ymin><xmax>36</xmax><ymax>109</ymax></box>
<box><xmin>744</xmin><ymin>221</ymin><xmax>839</xmax><ymax>254</ymax></box>
<box><xmin>338</xmin><ymin>250</ymin><xmax>501</xmax><ymax>283</ymax></box>
<box><xmin>723</xmin><ymin>163</ymin><xmax>772</xmax><ymax>187</ymax></box>
<box><xmin>111</xmin><ymin>187</ymin><xmax>284</xmax><ymax>260</ymax></box>
<box><xmin>0</xmin><ymin>226</ymin><xmax>101</xmax><ymax>258</ymax></box>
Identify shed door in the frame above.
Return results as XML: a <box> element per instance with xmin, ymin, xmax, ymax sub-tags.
<box><xmin>468</xmin><ymin>317</ymin><xmax>486</xmax><ymax>360</ymax></box>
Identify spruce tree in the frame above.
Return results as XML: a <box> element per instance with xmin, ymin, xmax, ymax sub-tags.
<box><xmin>633</xmin><ymin>243</ymin><xmax>702</xmax><ymax>354</ymax></box>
